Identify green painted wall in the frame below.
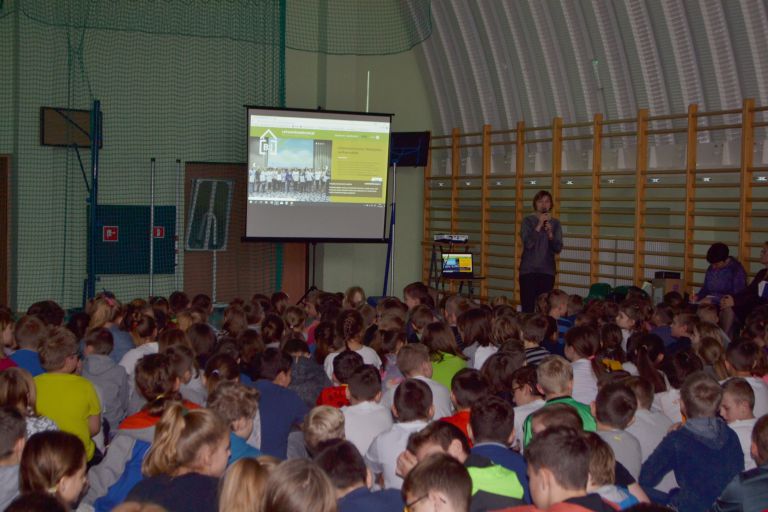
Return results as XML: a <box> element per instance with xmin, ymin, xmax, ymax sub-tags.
<box><xmin>285</xmin><ymin>48</ymin><xmax>432</xmax><ymax>297</ymax></box>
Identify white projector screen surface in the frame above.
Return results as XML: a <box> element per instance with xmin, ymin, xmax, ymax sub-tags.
<box><xmin>246</xmin><ymin>108</ymin><xmax>392</xmax><ymax>240</ymax></box>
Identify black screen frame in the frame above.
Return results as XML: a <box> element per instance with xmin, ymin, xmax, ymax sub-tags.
<box><xmin>242</xmin><ymin>106</ymin><xmax>394</xmax><ymax>243</ymax></box>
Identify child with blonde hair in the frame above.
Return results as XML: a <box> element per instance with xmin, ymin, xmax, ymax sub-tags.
<box><xmin>303</xmin><ymin>405</ymin><xmax>345</xmax><ymax>456</ymax></box>
<box><xmin>126</xmin><ymin>404</ymin><xmax>230</xmax><ymax>512</ymax></box>
<box><xmin>218</xmin><ymin>458</ymin><xmax>271</xmax><ymax>512</ymax></box>
<box><xmin>261</xmin><ymin>459</ymin><xmax>337</xmax><ymax>512</ymax></box>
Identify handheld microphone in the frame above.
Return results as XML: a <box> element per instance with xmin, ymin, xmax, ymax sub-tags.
<box><xmin>542</xmin><ymin>207</ymin><xmax>549</xmax><ymax>229</ymax></box>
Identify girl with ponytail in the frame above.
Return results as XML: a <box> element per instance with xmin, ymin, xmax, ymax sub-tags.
<box><xmin>126</xmin><ymin>403</ymin><xmax>230</xmax><ymax>512</ymax></box>
<box><xmin>84</xmin><ymin>353</ymin><xmax>201</xmax><ymax>507</ymax></box>
<box><xmin>322</xmin><ymin>309</ymin><xmax>381</xmax><ymax>380</ymax></box>
<box><xmin>564</xmin><ymin>325</ymin><xmax>603</xmax><ymax>404</ymax></box>
<box><xmin>625</xmin><ymin>332</ymin><xmax>667</xmax><ymax>394</ymax></box>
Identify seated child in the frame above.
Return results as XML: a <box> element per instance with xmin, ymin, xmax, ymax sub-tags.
<box><xmin>0</xmin><ymin>367</ymin><xmax>57</xmax><ymax>437</ymax></box>
<box><xmin>371</xmin><ymin>327</ymin><xmax>406</xmax><ymax>392</ymax></box>
<box><xmin>655</xmin><ymin>348</ymin><xmax>702</xmax><ymax>423</ymax></box>
<box><xmin>82</xmin><ymin>327</ymin><xmax>128</xmax><ymax>438</ymax></box>
<box><xmin>469</xmin><ymin>396</ymin><xmax>531</xmax><ymax>503</ymax></box>
<box><xmin>527</xmin><ymin>403</ymin><xmax>649</xmax><ymax>505</ymax></box>
<box><xmin>510</xmin><ymin>366</ymin><xmax>546</xmax><ymax>452</ymax></box>
<box><xmin>564</xmin><ymin>326</ymin><xmax>601</xmax><ymax>405</ymax></box>
<box><xmin>403</xmin><ymin>281</ymin><xmax>435</xmax><ymax>311</ymax></box>
<box><xmin>314</xmin><ymin>439</ymin><xmax>404</xmax><ymax>512</ymax></box>
<box><xmin>548</xmin><ymin>289</ymin><xmax>574</xmax><ymax>347</ymax></box>
<box><xmin>34</xmin><ymin>327</ymin><xmax>101</xmax><ymax>462</ymax></box>
<box><xmin>639</xmin><ymin>371</ymin><xmax>744</xmax><ymax>511</ymax></box>
<box><xmin>0</xmin><ymin>408</ymin><xmax>25</xmax><ymax>509</ymax></box>
<box><xmin>10</xmin><ymin>315</ymin><xmax>47</xmax><ymax>376</ymax></box>
<box><xmin>668</xmin><ymin>312</ymin><xmax>696</xmax><ymax>355</ymax></box>
<box><xmin>206</xmin><ymin>381</ymin><xmax>261</xmax><ymax>464</ymax></box>
<box><xmin>165</xmin><ymin>344</ymin><xmax>205</xmax><ymax>407</ymax></box>
<box><xmin>441</xmin><ymin>368</ymin><xmax>489</xmax><ymax>443</ymax></box>
<box><xmin>323</xmin><ymin>310</ymin><xmax>381</xmax><ymax>380</ymax></box>
<box><xmin>341</xmin><ymin>365</ymin><xmax>392</xmax><ymax>457</ymax></box>
<box><xmin>514</xmin><ymin>426</ymin><xmax>618</xmax><ymax>511</ymax></box>
<box><xmin>407</xmin><ymin>304</ymin><xmax>436</xmax><ymax>344</ymax></box>
<box><xmin>402</xmin><ymin>453</ymin><xmax>472</xmax><ymax>512</ymax></box>
<box><xmin>711</xmin><ymin>414</ymin><xmax>768</xmax><ymax>512</ymax></box>
<box><xmin>366</xmin><ymin>379</ymin><xmax>434</xmax><ymax>490</ymax></box>
<box><xmin>720</xmin><ymin>377</ymin><xmax>757</xmax><ymax>471</ymax></box>
<box><xmin>725</xmin><ymin>339</ymin><xmax>768</xmax><ymax>417</ymax></box>
<box><xmin>522</xmin><ymin>355</ymin><xmax>597</xmax><ymax>446</ymax></box>
<box><xmin>251</xmin><ymin>347</ymin><xmax>308</xmax><ymax>459</ymax></box>
<box><xmin>381</xmin><ymin>343</ymin><xmax>453</xmax><ymax>420</ymax></box>
<box><xmin>303</xmin><ymin>405</ymin><xmax>345</xmax><ymax>457</ymax></box>
<box><xmin>316</xmin><ymin>350</ymin><xmax>364</xmax><ymax>408</ymax></box>
<box><xmin>456</xmin><ymin>308</ymin><xmax>495</xmax><ymax>369</ymax></box>
<box><xmin>284</xmin><ymin>338</ymin><xmax>332</xmax><ymax>408</ymax></box>
<box><xmin>218</xmin><ymin>458</ymin><xmax>270</xmax><ymax>512</ymax></box>
<box><xmin>649</xmin><ymin>304</ymin><xmax>676</xmax><ymax>348</ymax></box>
<box><xmin>623</xmin><ymin>376</ymin><xmax>677</xmax><ymax>494</ymax></box>
<box><xmin>19</xmin><ymin>431</ymin><xmax>88</xmax><ymax>509</ymax></box>
<box><xmin>402</xmin><ymin>421</ymin><xmax>526</xmax><ymax>510</ymax></box>
<box><xmin>261</xmin><ymin>459</ymin><xmax>337</xmax><ymax>512</ymax></box>
<box><xmin>422</xmin><ymin>321</ymin><xmax>469</xmax><ymax>391</ymax></box>
<box><xmin>521</xmin><ymin>315</ymin><xmax>551</xmax><ymax>367</ymax></box>
<box><xmin>126</xmin><ymin>405</ymin><xmax>229</xmax><ymax>512</ymax></box>
<box><xmin>84</xmin><ymin>353</ymin><xmax>200</xmax><ymax>507</ymax></box>
<box><xmin>592</xmin><ymin>382</ymin><xmax>642</xmax><ymax>479</ymax></box>
<box><xmin>443</xmin><ymin>294</ymin><xmax>471</xmax><ymax>351</ymax></box>
<box><xmin>583</xmin><ymin>432</ymin><xmax>639</xmax><ymax>510</ymax></box>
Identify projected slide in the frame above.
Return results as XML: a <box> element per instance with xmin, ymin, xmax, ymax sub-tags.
<box><xmin>246</xmin><ymin>108</ymin><xmax>392</xmax><ymax>240</ymax></box>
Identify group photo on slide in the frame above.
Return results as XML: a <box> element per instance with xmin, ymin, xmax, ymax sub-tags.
<box><xmin>248</xmin><ymin>138</ymin><xmax>332</xmax><ymax>203</ymax></box>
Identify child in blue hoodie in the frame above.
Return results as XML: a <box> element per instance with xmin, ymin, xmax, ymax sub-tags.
<box><xmin>639</xmin><ymin>371</ymin><xmax>743</xmax><ymax>511</ymax></box>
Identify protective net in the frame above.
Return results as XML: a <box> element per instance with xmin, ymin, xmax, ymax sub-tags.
<box><xmin>1</xmin><ymin>0</ymin><xmax>433</xmax><ymax>311</ymax></box>
<box><xmin>1</xmin><ymin>0</ymin><xmax>285</xmax><ymax>310</ymax></box>
<box><xmin>286</xmin><ymin>0</ymin><xmax>432</xmax><ymax>55</ymax></box>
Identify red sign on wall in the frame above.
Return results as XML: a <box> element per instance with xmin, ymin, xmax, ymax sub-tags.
<box><xmin>102</xmin><ymin>226</ymin><xmax>119</xmax><ymax>242</ymax></box>
<box><xmin>153</xmin><ymin>226</ymin><xmax>165</xmax><ymax>239</ymax></box>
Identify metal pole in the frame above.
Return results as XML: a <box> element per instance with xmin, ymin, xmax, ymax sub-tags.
<box><xmin>87</xmin><ymin>100</ymin><xmax>101</xmax><ymax>302</ymax></box>
<box><xmin>149</xmin><ymin>157</ymin><xmax>156</xmax><ymax>297</ymax></box>
<box><xmin>389</xmin><ymin>163</ymin><xmax>397</xmax><ymax>296</ymax></box>
<box><xmin>175</xmin><ymin>159</ymin><xmax>181</xmax><ymax>291</ymax></box>
<box><xmin>212</xmin><ymin>216</ymin><xmax>218</xmax><ymax>304</ymax></box>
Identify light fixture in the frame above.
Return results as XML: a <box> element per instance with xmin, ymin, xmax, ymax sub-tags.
<box><xmin>496</xmin><ymin>181</ymin><xmax>502</xmax><ymax>186</ymax></box>
<box><xmin>438</xmin><ymin>182</ymin><xmax>444</xmax><ymax>187</ymax></box>
<box><xmin>529</xmin><ymin>180</ymin><xmax>537</xmax><ymax>185</ymax></box>
<box><xmin>702</xmin><ymin>177</ymin><xmax>712</xmax><ymax>183</ymax></box>
<box><xmin>465</xmin><ymin>181</ymin><xmax>471</xmax><ymax>186</ymax></box>
<box><xmin>566</xmin><ymin>180</ymin><xmax>574</xmax><ymax>185</ymax></box>
<box><xmin>608</xmin><ymin>178</ymin><xmax>615</xmax><ymax>184</ymax></box>
<box><xmin>758</xmin><ymin>176</ymin><xmax>767</xmax><ymax>182</ymax></box>
<box><xmin>651</xmin><ymin>178</ymin><xmax>660</xmax><ymax>183</ymax></box>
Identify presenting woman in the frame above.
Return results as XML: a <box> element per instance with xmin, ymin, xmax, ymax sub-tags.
<box><xmin>519</xmin><ymin>190</ymin><xmax>563</xmax><ymax>313</ymax></box>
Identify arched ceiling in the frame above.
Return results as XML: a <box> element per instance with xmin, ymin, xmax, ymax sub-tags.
<box><xmin>416</xmin><ymin>0</ymin><xmax>768</xmax><ymax>136</ymax></box>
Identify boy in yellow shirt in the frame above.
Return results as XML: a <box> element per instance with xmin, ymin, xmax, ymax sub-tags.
<box><xmin>34</xmin><ymin>327</ymin><xmax>101</xmax><ymax>462</ymax></box>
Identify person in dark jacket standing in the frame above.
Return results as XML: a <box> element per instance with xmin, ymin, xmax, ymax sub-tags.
<box><xmin>519</xmin><ymin>190</ymin><xmax>563</xmax><ymax>313</ymax></box>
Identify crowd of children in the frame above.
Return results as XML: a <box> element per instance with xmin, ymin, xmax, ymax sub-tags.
<box><xmin>0</xmin><ymin>274</ymin><xmax>767</xmax><ymax>511</ymax></box>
